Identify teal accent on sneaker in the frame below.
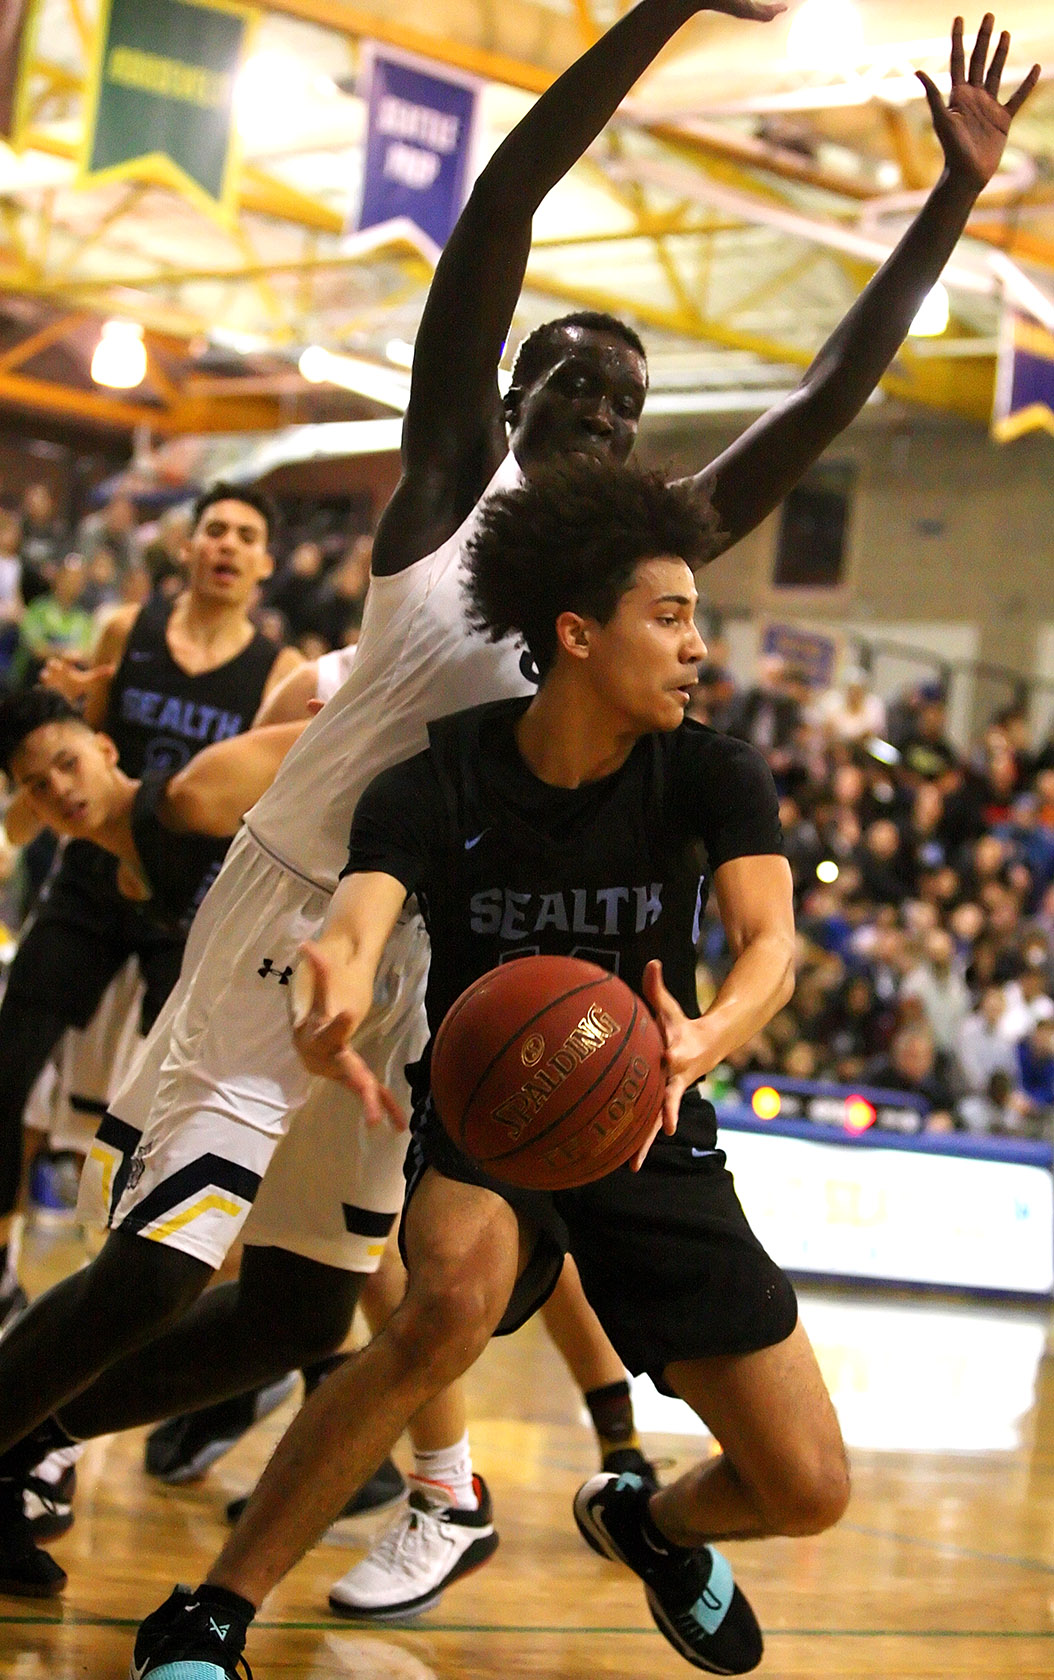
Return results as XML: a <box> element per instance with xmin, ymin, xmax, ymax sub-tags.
<box><xmin>133</xmin><ymin>1665</ymin><xmax>230</xmax><ymax>1680</ymax></box>
<box><xmin>692</xmin><ymin>1548</ymin><xmax>734</xmax><ymax>1635</ymax></box>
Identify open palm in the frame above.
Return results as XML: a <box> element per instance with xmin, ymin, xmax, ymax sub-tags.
<box><xmin>918</xmin><ymin>15</ymin><xmax>1041</xmax><ymax>192</ymax></box>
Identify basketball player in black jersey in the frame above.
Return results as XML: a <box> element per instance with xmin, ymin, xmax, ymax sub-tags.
<box><xmin>148</xmin><ymin>457</ymin><xmax>820</xmax><ymax>1678</ymax></box>
<box><xmin>0</xmin><ymin>483</ymin><xmax>297</xmax><ymax>1318</ymax></box>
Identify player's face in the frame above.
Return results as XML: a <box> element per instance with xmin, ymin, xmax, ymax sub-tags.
<box><xmin>508</xmin><ymin>329</ymin><xmax>647</xmax><ymax>475</ymax></box>
<box><xmin>581</xmin><ymin>558</ymin><xmax>706</xmax><ymax>733</ymax></box>
<box><xmin>182</xmin><ymin>499</ymin><xmax>273</xmax><ymax>605</ymax></box>
<box><xmin>10</xmin><ymin>722</ymin><xmax>119</xmax><ymax>837</ymax></box>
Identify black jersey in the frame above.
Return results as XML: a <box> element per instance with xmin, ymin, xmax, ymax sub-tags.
<box><xmin>105</xmin><ymin>593</ymin><xmax>279</xmax><ymax>777</ymax></box>
<box><xmin>129</xmin><ymin>770</ymin><xmax>228</xmax><ymax>935</ymax></box>
<box><xmin>49</xmin><ymin>594</ymin><xmax>278</xmax><ymax>915</ymax></box>
<box><xmin>345</xmin><ymin>697</ymin><xmax>783</xmax><ymax>1040</ymax></box>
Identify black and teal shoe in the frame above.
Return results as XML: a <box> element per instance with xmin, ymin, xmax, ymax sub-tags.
<box><xmin>573</xmin><ymin>1471</ymin><xmax>762</xmax><ymax>1674</ymax></box>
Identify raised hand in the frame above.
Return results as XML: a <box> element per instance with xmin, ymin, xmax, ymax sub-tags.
<box><xmin>290</xmin><ymin>942</ymin><xmax>406</xmax><ymax>1128</ymax></box>
<box><xmin>917</xmin><ymin>15</ymin><xmax>1041</xmax><ymax>193</ymax></box>
<box><xmin>41</xmin><ymin>656</ymin><xmax>115</xmax><ymax>710</ymax></box>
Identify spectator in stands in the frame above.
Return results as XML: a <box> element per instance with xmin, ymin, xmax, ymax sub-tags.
<box><xmin>898</xmin><ymin>691</ymin><xmax>959</xmax><ymax>782</ymax></box>
<box><xmin>956</xmin><ymin>1069</ymin><xmax>1022</xmax><ymax>1136</ymax></box>
<box><xmin>17</xmin><ymin>483</ymin><xmax>63</xmax><ymax>600</ymax></box>
<box><xmin>303</xmin><ymin>534</ymin><xmax>371</xmax><ymax>650</ymax></box>
<box><xmin>999</xmin><ymin>961</ymin><xmax>1054</xmax><ymax>1043</ymax></box>
<box><xmin>266</xmin><ymin>540</ymin><xmax>326</xmax><ymax>643</ymax></box>
<box><xmin>1015</xmin><ymin>1018</ymin><xmax>1054</xmax><ymax>1115</ymax></box>
<box><xmin>955</xmin><ymin>985</ymin><xmax>1018</xmax><ymax>1094</ymax></box>
<box><xmin>80</xmin><ymin>545</ymin><xmax>120</xmax><ymax>616</ymax></box>
<box><xmin>9</xmin><ymin>553</ymin><xmax>93</xmax><ymax>687</ymax></box>
<box><xmin>76</xmin><ymin>492</ymin><xmax>139</xmax><ymax>575</ymax></box>
<box><xmin>728</xmin><ymin>654</ymin><xmax>802</xmax><ymax>771</ymax></box>
<box><xmin>814</xmin><ymin>663</ymin><xmax>886</xmax><ymax>746</ymax></box>
<box><xmin>856</xmin><ymin>818</ymin><xmax>911</xmax><ymax>904</ymax></box>
<box><xmin>866</xmin><ymin>1025</ymin><xmax>956</xmax><ymax>1128</ymax></box>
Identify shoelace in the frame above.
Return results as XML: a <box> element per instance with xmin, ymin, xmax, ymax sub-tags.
<box><xmin>369</xmin><ymin>1503</ymin><xmax>455</xmax><ymax>1575</ymax></box>
<box><xmin>21</xmin><ymin>1476</ymin><xmax>66</xmax><ymax>1519</ymax></box>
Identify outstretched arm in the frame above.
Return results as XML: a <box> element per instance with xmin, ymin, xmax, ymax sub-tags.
<box><xmin>692</xmin><ymin>14</ymin><xmax>1041</xmax><ymax>554</ymax></box>
<box><xmin>163</xmin><ymin>721</ymin><xmax>308</xmax><ymax>837</ymax></box>
<box><xmin>372</xmin><ymin>0</ymin><xmax>784</xmax><ymax>577</ymax></box>
<box><xmin>289</xmin><ymin>872</ymin><xmax>409</xmax><ymax>1124</ymax></box>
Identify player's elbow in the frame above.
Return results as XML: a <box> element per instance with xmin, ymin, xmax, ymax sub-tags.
<box><xmin>774</xmin><ymin>939</ymin><xmax>796</xmax><ymax>1009</ymax></box>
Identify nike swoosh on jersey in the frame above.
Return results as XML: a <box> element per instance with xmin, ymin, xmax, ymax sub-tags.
<box><xmin>690</xmin><ymin>1147</ymin><xmax>718</xmax><ymax>1158</ymax></box>
<box><xmin>464</xmin><ymin>830</ymin><xmax>488</xmax><ymax>850</ymax></box>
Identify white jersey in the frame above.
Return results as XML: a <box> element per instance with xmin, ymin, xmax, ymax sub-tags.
<box><xmin>315</xmin><ymin>643</ymin><xmax>357</xmax><ymax>705</ymax></box>
<box><xmin>247</xmin><ymin>453</ymin><xmax>531</xmax><ymax>894</ymax></box>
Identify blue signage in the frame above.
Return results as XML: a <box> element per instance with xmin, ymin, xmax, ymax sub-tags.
<box><xmin>357</xmin><ymin>46</ymin><xmax>480</xmax><ymax>253</ymax></box>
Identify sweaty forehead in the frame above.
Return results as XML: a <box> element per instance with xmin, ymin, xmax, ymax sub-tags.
<box><xmin>549</xmin><ymin>326</ymin><xmax>647</xmax><ymax>383</ymax></box>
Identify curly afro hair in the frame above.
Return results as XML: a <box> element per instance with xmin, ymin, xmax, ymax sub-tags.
<box><xmin>463</xmin><ymin>456</ymin><xmax>719</xmax><ymax>678</ymax></box>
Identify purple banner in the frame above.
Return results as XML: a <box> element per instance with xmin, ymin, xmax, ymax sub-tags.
<box><xmin>357</xmin><ymin>47</ymin><xmax>480</xmax><ymax>254</ymax></box>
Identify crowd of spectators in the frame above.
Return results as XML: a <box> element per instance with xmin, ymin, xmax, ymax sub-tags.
<box><xmin>691</xmin><ymin>646</ymin><xmax>1054</xmax><ymax>1142</ymax></box>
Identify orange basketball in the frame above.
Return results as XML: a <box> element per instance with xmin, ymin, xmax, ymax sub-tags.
<box><xmin>431</xmin><ymin>955</ymin><xmax>666</xmax><ymax>1191</ymax></box>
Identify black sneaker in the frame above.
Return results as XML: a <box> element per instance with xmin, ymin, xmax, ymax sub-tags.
<box><xmin>602</xmin><ymin>1445</ymin><xmax>661</xmax><ymax>1492</ymax></box>
<box><xmin>0</xmin><ymin>1478</ymin><xmax>67</xmax><ymax>1598</ymax></box>
<box><xmin>573</xmin><ymin>1472</ymin><xmax>762</xmax><ymax>1674</ymax></box>
<box><xmin>144</xmin><ymin>1373</ymin><xmax>299</xmax><ymax>1484</ymax></box>
<box><xmin>225</xmin><ymin>1454</ymin><xmax>406</xmax><ymax>1529</ymax></box>
<box><xmin>129</xmin><ymin>1586</ymin><xmax>252</xmax><ymax>1680</ymax></box>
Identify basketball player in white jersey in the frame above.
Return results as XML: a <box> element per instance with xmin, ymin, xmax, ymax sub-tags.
<box><xmin>0</xmin><ymin>0</ymin><xmax>1035</xmax><ymax>1630</ymax></box>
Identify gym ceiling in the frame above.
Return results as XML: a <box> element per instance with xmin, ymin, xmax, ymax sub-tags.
<box><xmin>1</xmin><ymin>0</ymin><xmax>1052</xmax><ymax>439</ymax></box>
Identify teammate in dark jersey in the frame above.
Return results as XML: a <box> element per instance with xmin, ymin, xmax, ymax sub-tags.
<box><xmin>0</xmin><ymin>483</ymin><xmax>298</xmax><ymax>1320</ymax></box>
<box><xmin>175</xmin><ymin>458</ymin><xmax>837</xmax><ymax>1678</ymax></box>
<box><xmin>0</xmin><ymin>689</ymin><xmax>306</xmax><ymax>934</ymax></box>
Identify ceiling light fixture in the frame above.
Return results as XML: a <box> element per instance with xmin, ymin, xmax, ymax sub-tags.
<box><xmin>299</xmin><ymin>345</ymin><xmax>411</xmax><ymax>410</ymax></box>
<box><xmin>90</xmin><ymin>320</ymin><xmax>147</xmax><ymax>389</ymax></box>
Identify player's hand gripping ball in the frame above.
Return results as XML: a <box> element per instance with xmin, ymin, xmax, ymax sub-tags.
<box><xmin>431</xmin><ymin>955</ymin><xmax>665</xmax><ymax>1190</ymax></box>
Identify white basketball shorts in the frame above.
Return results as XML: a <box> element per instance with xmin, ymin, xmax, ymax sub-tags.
<box><xmin>78</xmin><ymin>827</ymin><xmax>429</xmax><ymax>1272</ymax></box>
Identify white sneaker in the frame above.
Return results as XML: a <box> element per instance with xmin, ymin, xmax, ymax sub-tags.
<box><xmin>328</xmin><ymin>1475</ymin><xmax>498</xmax><ymax>1621</ymax></box>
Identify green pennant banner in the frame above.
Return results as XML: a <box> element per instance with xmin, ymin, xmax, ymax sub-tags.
<box><xmin>80</xmin><ymin>0</ymin><xmax>256</xmax><ymax>221</ymax></box>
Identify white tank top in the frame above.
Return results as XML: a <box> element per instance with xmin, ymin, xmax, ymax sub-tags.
<box><xmin>246</xmin><ymin>454</ymin><xmax>531</xmax><ymax>893</ymax></box>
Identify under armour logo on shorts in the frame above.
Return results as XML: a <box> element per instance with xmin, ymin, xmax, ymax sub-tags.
<box><xmin>258</xmin><ymin>957</ymin><xmax>293</xmax><ymax>984</ymax></box>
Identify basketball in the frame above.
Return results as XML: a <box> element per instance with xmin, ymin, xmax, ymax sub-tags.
<box><xmin>430</xmin><ymin>955</ymin><xmax>666</xmax><ymax>1191</ymax></box>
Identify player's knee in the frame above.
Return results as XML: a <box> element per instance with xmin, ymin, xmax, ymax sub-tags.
<box><xmin>761</xmin><ymin>1440</ymin><xmax>850</xmax><ymax>1536</ymax></box>
<box><xmin>388</xmin><ymin>1273</ymin><xmax>496</xmax><ymax>1387</ymax></box>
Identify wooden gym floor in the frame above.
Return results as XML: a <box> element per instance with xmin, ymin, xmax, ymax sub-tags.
<box><xmin>3</xmin><ymin>1219</ymin><xmax>1054</xmax><ymax>1679</ymax></box>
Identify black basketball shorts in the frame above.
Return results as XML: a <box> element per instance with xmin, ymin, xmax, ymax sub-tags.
<box><xmin>404</xmin><ymin>1090</ymin><xmax>798</xmax><ymax>1393</ymax></box>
